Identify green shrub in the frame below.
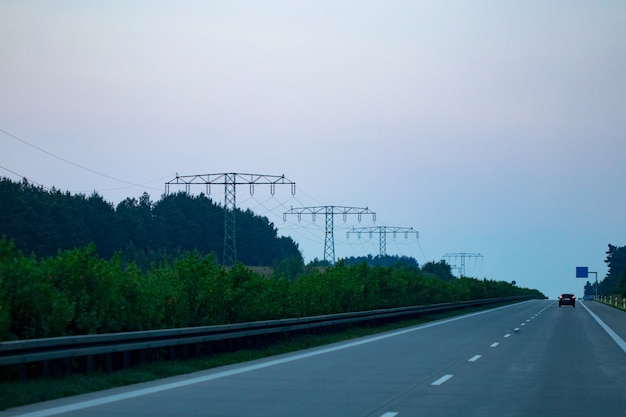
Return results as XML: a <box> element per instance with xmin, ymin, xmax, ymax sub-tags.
<box><xmin>0</xmin><ymin>238</ymin><xmax>542</xmax><ymax>341</ymax></box>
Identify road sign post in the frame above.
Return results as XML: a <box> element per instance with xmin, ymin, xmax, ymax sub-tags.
<box><xmin>576</xmin><ymin>266</ymin><xmax>598</xmax><ymax>299</ymax></box>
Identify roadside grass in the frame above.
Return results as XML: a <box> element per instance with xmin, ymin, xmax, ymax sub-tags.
<box><xmin>596</xmin><ymin>298</ymin><xmax>626</xmax><ymax>312</ymax></box>
<box><xmin>0</xmin><ymin>305</ymin><xmax>503</xmax><ymax>411</ymax></box>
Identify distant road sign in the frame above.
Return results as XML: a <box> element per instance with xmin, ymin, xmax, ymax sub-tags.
<box><xmin>576</xmin><ymin>266</ymin><xmax>589</xmax><ymax>278</ymax></box>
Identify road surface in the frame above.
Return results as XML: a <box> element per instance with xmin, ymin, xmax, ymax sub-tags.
<box><xmin>3</xmin><ymin>300</ymin><xmax>625</xmax><ymax>417</ymax></box>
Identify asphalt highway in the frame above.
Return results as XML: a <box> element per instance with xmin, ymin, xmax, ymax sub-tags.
<box><xmin>4</xmin><ymin>300</ymin><xmax>626</xmax><ymax>417</ymax></box>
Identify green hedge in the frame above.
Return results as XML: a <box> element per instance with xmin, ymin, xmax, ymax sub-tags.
<box><xmin>0</xmin><ymin>238</ymin><xmax>543</xmax><ymax>341</ymax></box>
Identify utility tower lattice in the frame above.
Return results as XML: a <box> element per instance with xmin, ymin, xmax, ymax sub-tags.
<box><xmin>442</xmin><ymin>252</ymin><xmax>483</xmax><ymax>277</ymax></box>
<box><xmin>165</xmin><ymin>173</ymin><xmax>296</xmax><ymax>266</ymax></box>
<box><xmin>283</xmin><ymin>206</ymin><xmax>376</xmax><ymax>264</ymax></box>
<box><xmin>347</xmin><ymin>226</ymin><xmax>419</xmax><ymax>257</ymax></box>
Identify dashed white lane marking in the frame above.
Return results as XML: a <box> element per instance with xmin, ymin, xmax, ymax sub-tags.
<box><xmin>431</xmin><ymin>374</ymin><xmax>454</xmax><ymax>385</ymax></box>
<box><xmin>513</xmin><ymin>327</ymin><xmax>520</xmax><ymax>332</ymax></box>
<box><xmin>521</xmin><ymin>323</ymin><xmax>526</xmax><ymax>326</ymax></box>
<box><xmin>468</xmin><ymin>355</ymin><xmax>482</xmax><ymax>362</ymax></box>
<box><xmin>380</xmin><ymin>413</ymin><xmax>399</xmax><ymax>417</ymax></box>
<box><xmin>504</xmin><ymin>333</ymin><xmax>511</xmax><ymax>338</ymax></box>
<box><xmin>490</xmin><ymin>342</ymin><xmax>499</xmax><ymax>347</ymax></box>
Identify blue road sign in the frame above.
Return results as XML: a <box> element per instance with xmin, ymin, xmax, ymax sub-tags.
<box><xmin>576</xmin><ymin>266</ymin><xmax>588</xmax><ymax>278</ymax></box>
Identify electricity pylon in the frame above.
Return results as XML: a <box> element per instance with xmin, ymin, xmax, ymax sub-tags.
<box><xmin>347</xmin><ymin>226</ymin><xmax>419</xmax><ymax>257</ymax></box>
<box><xmin>283</xmin><ymin>205</ymin><xmax>376</xmax><ymax>264</ymax></box>
<box><xmin>442</xmin><ymin>252</ymin><xmax>483</xmax><ymax>277</ymax></box>
<box><xmin>166</xmin><ymin>173</ymin><xmax>296</xmax><ymax>266</ymax></box>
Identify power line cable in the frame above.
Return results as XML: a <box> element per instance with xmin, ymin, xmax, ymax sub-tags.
<box><xmin>0</xmin><ymin>127</ymin><xmax>161</xmax><ymax>191</ymax></box>
<box><xmin>0</xmin><ymin>163</ymin><xmax>49</xmax><ymax>189</ymax></box>
<box><xmin>0</xmin><ymin>164</ymin><xmax>27</xmax><ymax>180</ymax></box>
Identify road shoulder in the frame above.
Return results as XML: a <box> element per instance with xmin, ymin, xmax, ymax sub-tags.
<box><xmin>581</xmin><ymin>301</ymin><xmax>626</xmax><ymax>352</ymax></box>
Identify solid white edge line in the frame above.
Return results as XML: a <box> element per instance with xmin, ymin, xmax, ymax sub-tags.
<box><xmin>431</xmin><ymin>374</ymin><xmax>454</xmax><ymax>385</ymax></box>
<box><xmin>580</xmin><ymin>301</ymin><xmax>626</xmax><ymax>354</ymax></box>
<box><xmin>9</xmin><ymin>302</ymin><xmax>533</xmax><ymax>417</ymax></box>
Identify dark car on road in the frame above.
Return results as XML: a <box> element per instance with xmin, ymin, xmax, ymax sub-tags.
<box><xmin>558</xmin><ymin>293</ymin><xmax>576</xmax><ymax>307</ymax></box>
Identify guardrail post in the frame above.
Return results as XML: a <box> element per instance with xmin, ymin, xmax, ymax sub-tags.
<box><xmin>169</xmin><ymin>345</ymin><xmax>176</xmax><ymax>361</ymax></box>
<box><xmin>106</xmin><ymin>353</ymin><xmax>113</xmax><ymax>374</ymax></box>
<box><xmin>18</xmin><ymin>362</ymin><xmax>26</xmax><ymax>382</ymax></box>
<box><xmin>66</xmin><ymin>357</ymin><xmax>73</xmax><ymax>377</ymax></box>
<box><xmin>123</xmin><ymin>351</ymin><xmax>130</xmax><ymax>370</ymax></box>
<box><xmin>87</xmin><ymin>355</ymin><xmax>94</xmax><ymax>375</ymax></box>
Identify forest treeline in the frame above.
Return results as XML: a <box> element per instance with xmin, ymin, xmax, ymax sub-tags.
<box><xmin>0</xmin><ymin>238</ymin><xmax>544</xmax><ymax>341</ymax></box>
<box><xmin>0</xmin><ymin>178</ymin><xmax>301</xmax><ymax>269</ymax></box>
<box><xmin>587</xmin><ymin>244</ymin><xmax>626</xmax><ymax>297</ymax></box>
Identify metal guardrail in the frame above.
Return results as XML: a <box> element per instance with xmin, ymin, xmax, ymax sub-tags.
<box><xmin>1</xmin><ymin>296</ymin><xmax>532</xmax><ymax>380</ymax></box>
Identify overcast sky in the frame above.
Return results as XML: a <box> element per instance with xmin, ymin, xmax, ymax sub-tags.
<box><xmin>2</xmin><ymin>1</ymin><xmax>625</xmax><ymax>298</ymax></box>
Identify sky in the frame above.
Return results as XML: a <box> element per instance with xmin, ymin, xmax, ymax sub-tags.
<box><xmin>2</xmin><ymin>1</ymin><xmax>625</xmax><ymax>299</ymax></box>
